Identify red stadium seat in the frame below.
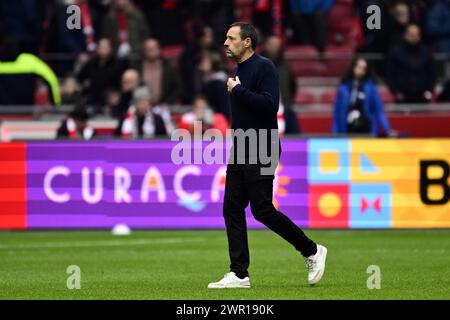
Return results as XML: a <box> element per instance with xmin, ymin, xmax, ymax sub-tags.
<box><xmin>323</xmin><ymin>45</ymin><xmax>353</xmax><ymax>76</ymax></box>
<box><xmin>325</xmin><ymin>45</ymin><xmax>354</xmax><ymax>54</ymax></box>
<box><xmin>379</xmin><ymin>88</ymin><xmax>396</xmax><ymax>104</ymax></box>
<box><xmin>294</xmin><ymin>90</ymin><xmax>316</xmax><ymax>104</ymax></box>
<box><xmin>285</xmin><ymin>45</ymin><xmax>353</xmax><ymax>77</ymax></box>
<box><xmin>290</xmin><ymin>60</ymin><xmax>328</xmax><ymax>77</ymax></box>
<box><xmin>327</xmin><ymin>1</ymin><xmax>356</xmax><ymax>46</ymax></box>
<box><xmin>284</xmin><ymin>45</ymin><xmax>318</xmax><ymax>59</ymax></box>
<box><xmin>285</xmin><ymin>46</ymin><xmax>325</xmax><ymax>77</ymax></box>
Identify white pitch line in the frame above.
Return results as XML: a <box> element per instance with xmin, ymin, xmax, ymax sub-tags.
<box><xmin>0</xmin><ymin>237</ymin><xmax>205</xmax><ymax>250</ymax></box>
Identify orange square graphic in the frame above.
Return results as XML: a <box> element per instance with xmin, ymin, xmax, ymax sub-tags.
<box><xmin>319</xmin><ymin>151</ymin><xmax>340</xmax><ymax>174</ymax></box>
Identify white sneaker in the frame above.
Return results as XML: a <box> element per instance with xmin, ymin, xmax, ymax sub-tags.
<box><xmin>305</xmin><ymin>244</ymin><xmax>327</xmax><ymax>285</ymax></box>
<box><xmin>207</xmin><ymin>272</ymin><xmax>251</xmax><ymax>289</ymax></box>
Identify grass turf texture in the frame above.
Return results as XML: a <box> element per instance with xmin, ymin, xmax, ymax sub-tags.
<box><xmin>0</xmin><ymin>229</ymin><xmax>449</xmax><ymax>300</ymax></box>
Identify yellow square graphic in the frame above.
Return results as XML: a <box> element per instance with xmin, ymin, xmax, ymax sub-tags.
<box><xmin>319</xmin><ymin>151</ymin><xmax>339</xmax><ymax>174</ymax></box>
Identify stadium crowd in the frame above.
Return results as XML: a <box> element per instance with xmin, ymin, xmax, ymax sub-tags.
<box><xmin>1</xmin><ymin>0</ymin><xmax>450</xmax><ymax>139</ymax></box>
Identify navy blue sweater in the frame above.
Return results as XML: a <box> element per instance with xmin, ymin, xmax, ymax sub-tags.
<box><xmin>230</xmin><ymin>54</ymin><xmax>281</xmax><ymax>163</ymax></box>
<box><xmin>230</xmin><ymin>53</ymin><xmax>280</xmax><ymax>131</ymax></box>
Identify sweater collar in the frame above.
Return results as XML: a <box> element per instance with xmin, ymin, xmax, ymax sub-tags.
<box><xmin>237</xmin><ymin>53</ymin><xmax>257</xmax><ymax>68</ymax></box>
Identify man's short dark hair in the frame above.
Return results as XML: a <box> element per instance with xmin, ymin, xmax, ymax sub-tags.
<box><xmin>230</xmin><ymin>22</ymin><xmax>258</xmax><ymax>50</ymax></box>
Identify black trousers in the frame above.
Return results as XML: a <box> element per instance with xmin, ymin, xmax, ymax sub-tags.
<box><xmin>223</xmin><ymin>163</ymin><xmax>317</xmax><ymax>277</ymax></box>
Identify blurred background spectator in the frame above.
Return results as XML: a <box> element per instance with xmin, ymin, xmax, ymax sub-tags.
<box><xmin>386</xmin><ymin>24</ymin><xmax>435</xmax><ymax>103</ymax></box>
<box><xmin>1</xmin><ymin>0</ymin><xmax>450</xmax><ymax>139</ymax></box>
<box><xmin>179</xmin><ymin>23</ymin><xmax>221</xmax><ymax>105</ymax></box>
<box><xmin>136</xmin><ymin>0</ymin><xmax>187</xmax><ymax>46</ymax></box>
<box><xmin>425</xmin><ymin>0</ymin><xmax>450</xmax><ymax>55</ymax></box>
<box><xmin>288</xmin><ymin>0</ymin><xmax>335</xmax><ymax>54</ymax></box>
<box><xmin>252</xmin><ymin>0</ymin><xmax>285</xmax><ymax>39</ymax></box>
<box><xmin>333</xmin><ymin>57</ymin><xmax>394</xmax><ymax>137</ymax></box>
<box><xmin>139</xmin><ymin>38</ymin><xmax>182</xmax><ymax>106</ymax></box>
<box><xmin>60</xmin><ymin>74</ymin><xmax>83</xmax><ymax>105</ymax></box>
<box><xmin>77</xmin><ymin>38</ymin><xmax>128</xmax><ymax>112</ymax></box>
<box><xmin>178</xmin><ymin>94</ymin><xmax>229</xmax><ymax>135</ymax></box>
<box><xmin>388</xmin><ymin>2</ymin><xmax>412</xmax><ymax>48</ymax></box>
<box><xmin>198</xmin><ymin>51</ymin><xmax>230</xmax><ymax>119</ymax></box>
<box><xmin>56</xmin><ymin>105</ymin><xmax>95</xmax><ymax>140</ymax></box>
<box><xmin>190</xmin><ymin>0</ymin><xmax>235</xmax><ymax>48</ymax></box>
<box><xmin>115</xmin><ymin>86</ymin><xmax>167</xmax><ymax>138</ymax></box>
<box><xmin>261</xmin><ymin>35</ymin><xmax>296</xmax><ymax>105</ymax></box>
<box><xmin>260</xmin><ymin>35</ymin><xmax>299</xmax><ymax>134</ymax></box>
<box><xmin>46</xmin><ymin>0</ymin><xmax>102</xmax><ymax>76</ymax></box>
<box><xmin>101</xmin><ymin>0</ymin><xmax>150</xmax><ymax>62</ymax></box>
<box><xmin>109</xmin><ymin>68</ymin><xmax>141</xmax><ymax>118</ymax></box>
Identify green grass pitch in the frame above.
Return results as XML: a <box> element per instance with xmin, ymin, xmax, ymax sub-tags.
<box><xmin>0</xmin><ymin>229</ymin><xmax>449</xmax><ymax>299</ymax></box>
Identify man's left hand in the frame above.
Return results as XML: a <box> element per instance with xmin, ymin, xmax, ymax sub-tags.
<box><xmin>227</xmin><ymin>76</ymin><xmax>241</xmax><ymax>93</ymax></box>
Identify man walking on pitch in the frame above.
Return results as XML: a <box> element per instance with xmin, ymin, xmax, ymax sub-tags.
<box><xmin>208</xmin><ymin>22</ymin><xmax>327</xmax><ymax>289</ymax></box>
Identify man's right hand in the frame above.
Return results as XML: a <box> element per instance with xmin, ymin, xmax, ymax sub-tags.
<box><xmin>227</xmin><ymin>76</ymin><xmax>241</xmax><ymax>93</ymax></box>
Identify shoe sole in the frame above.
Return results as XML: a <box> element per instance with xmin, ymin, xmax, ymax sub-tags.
<box><xmin>207</xmin><ymin>284</ymin><xmax>251</xmax><ymax>289</ymax></box>
<box><xmin>309</xmin><ymin>246</ymin><xmax>327</xmax><ymax>286</ymax></box>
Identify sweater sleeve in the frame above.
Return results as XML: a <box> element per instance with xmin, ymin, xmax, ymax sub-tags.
<box><xmin>231</xmin><ymin>62</ymin><xmax>279</xmax><ymax>116</ymax></box>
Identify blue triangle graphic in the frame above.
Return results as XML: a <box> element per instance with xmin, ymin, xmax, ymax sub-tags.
<box><xmin>360</xmin><ymin>153</ymin><xmax>378</xmax><ymax>174</ymax></box>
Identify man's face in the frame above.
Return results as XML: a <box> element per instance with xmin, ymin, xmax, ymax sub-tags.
<box><xmin>264</xmin><ymin>36</ymin><xmax>281</xmax><ymax>59</ymax></box>
<box><xmin>393</xmin><ymin>4</ymin><xmax>409</xmax><ymax>26</ymax></box>
<box><xmin>353</xmin><ymin>59</ymin><xmax>368</xmax><ymax>79</ymax></box>
<box><xmin>143</xmin><ymin>40</ymin><xmax>160</xmax><ymax>62</ymax></box>
<box><xmin>198</xmin><ymin>55</ymin><xmax>212</xmax><ymax>74</ymax></box>
<box><xmin>121</xmin><ymin>70</ymin><xmax>140</xmax><ymax>92</ymax></box>
<box><xmin>135</xmin><ymin>99</ymin><xmax>150</xmax><ymax>115</ymax></box>
<box><xmin>405</xmin><ymin>25</ymin><xmax>421</xmax><ymax>45</ymax></box>
<box><xmin>224</xmin><ymin>26</ymin><xmax>247</xmax><ymax>60</ymax></box>
<box><xmin>194</xmin><ymin>98</ymin><xmax>208</xmax><ymax>119</ymax></box>
<box><xmin>63</xmin><ymin>77</ymin><xmax>77</xmax><ymax>95</ymax></box>
<box><xmin>97</xmin><ymin>39</ymin><xmax>112</xmax><ymax>60</ymax></box>
<box><xmin>201</xmin><ymin>27</ymin><xmax>214</xmax><ymax>48</ymax></box>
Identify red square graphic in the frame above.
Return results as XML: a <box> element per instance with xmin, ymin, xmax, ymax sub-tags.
<box><xmin>0</xmin><ymin>143</ymin><xmax>27</xmax><ymax>229</ymax></box>
<box><xmin>309</xmin><ymin>184</ymin><xmax>349</xmax><ymax>228</ymax></box>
